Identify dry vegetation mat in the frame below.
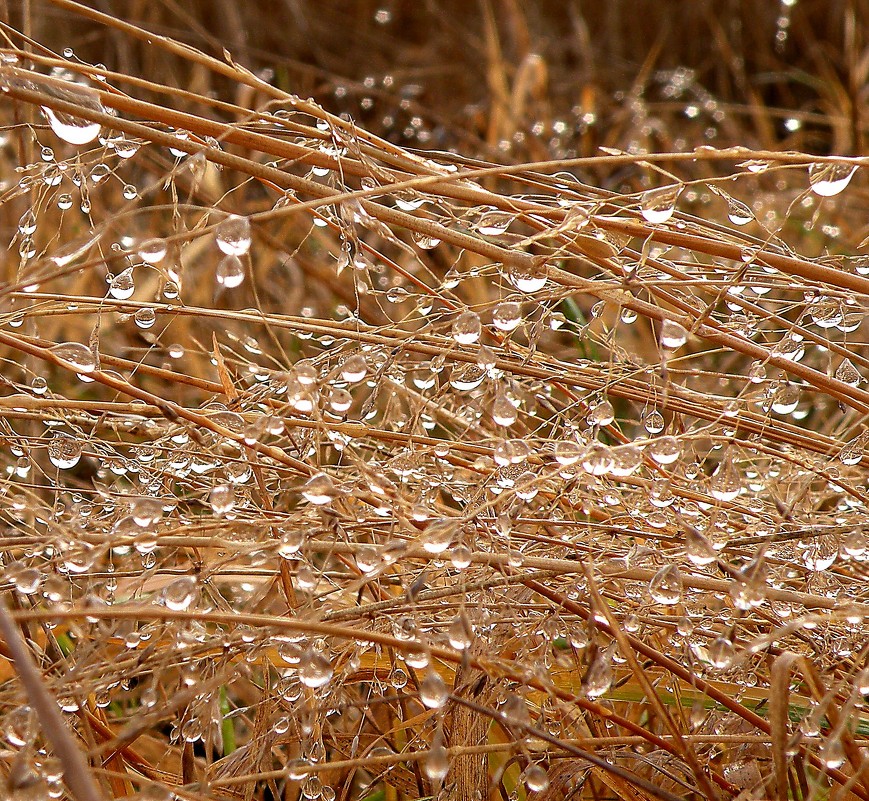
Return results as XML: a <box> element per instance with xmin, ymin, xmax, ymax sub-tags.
<box><xmin>0</xmin><ymin>2</ymin><xmax>867</xmax><ymax>801</ymax></box>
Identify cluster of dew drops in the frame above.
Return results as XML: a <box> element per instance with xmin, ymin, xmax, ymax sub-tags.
<box><xmin>0</xmin><ymin>52</ymin><xmax>867</xmax><ymax>799</ymax></box>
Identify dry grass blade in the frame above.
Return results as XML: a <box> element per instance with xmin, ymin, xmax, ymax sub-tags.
<box><xmin>0</xmin><ymin>601</ymin><xmax>105</xmax><ymax>801</ymax></box>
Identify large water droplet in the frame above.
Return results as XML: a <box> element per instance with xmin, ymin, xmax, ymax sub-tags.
<box><xmin>660</xmin><ymin>319</ymin><xmax>688</xmax><ymax>350</ymax></box>
<box><xmin>216</xmin><ymin>255</ymin><xmax>246</xmax><ymax>288</ymax></box>
<box><xmin>808</xmin><ymin>163</ymin><xmax>857</xmax><ymax>197</ymax></box>
<box><xmin>109</xmin><ymin>268</ymin><xmax>135</xmax><ymax>300</ymax></box>
<box><xmin>215</xmin><ymin>214</ymin><xmax>251</xmax><ymax>256</ymax></box>
<box><xmin>162</xmin><ymin>576</ymin><xmax>197</xmax><ymax>611</ymax></box>
<box><xmin>640</xmin><ymin>185</ymin><xmax>681</xmax><ymax>224</ymax></box>
<box><xmin>583</xmin><ymin>652</ymin><xmax>612</xmax><ymax>698</ymax></box>
<box><xmin>648</xmin><ymin>564</ymin><xmax>682</xmax><ymax>605</ymax></box>
<box><xmin>301</xmin><ymin>473</ymin><xmax>337</xmax><ymax>505</ymax></box>
<box><xmin>452</xmin><ymin>310</ymin><xmax>481</xmax><ymax>344</ymax></box>
<box><xmin>419</xmin><ymin>668</ymin><xmax>448</xmax><ymax>708</ymax></box>
<box><xmin>710</xmin><ymin>456</ymin><xmax>741</xmax><ymax>501</ymax></box>
<box><xmin>298</xmin><ymin>648</ymin><xmax>333</xmax><ymax>688</ymax></box>
<box><xmin>506</xmin><ymin>262</ymin><xmax>547</xmax><ymax>293</ymax></box>
<box><xmin>42</xmin><ymin>105</ymin><xmax>102</xmax><ymax>146</ymax></box>
<box><xmin>50</xmin><ymin>342</ymin><xmax>96</xmax><ymax>373</ymax></box>
<box><xmin>835</xmin><ymin>358</ymin><xmax>861</xmax><ymax>387</ymax></box>
<box><xmin>492</xmin><ymin>301</ymin><xmax>522</xmax><ymax>331</ymax></box>
<box><xmin>48</xmin><ymin>433</ymin><xmax>83</xmax><ymax>469</ymax></box>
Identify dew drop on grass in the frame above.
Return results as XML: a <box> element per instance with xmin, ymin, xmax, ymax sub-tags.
<box><xmin>424</xmin><ymin>740</ymin><xmax>449</xmax><ymax>782</ymax></box>
<box><xmin>216</xmin><ymin>254</ymin><xmax>245</xmax><ymax>288</ymax></box>
<box><xmin>835</xmin><ymin>358</ymin><xmax>861</xmax><ymax>387</ymax></box>
<box><xmin>134</xmin><ymin>308</ymin><xmax>156</xmax><ymax>329</ymax></box>
<box><xmin>583</xmin><ymin>652</ymin><xmax>612</xmax><ymax>698</ymax></box>
<box><xmin>209</xmin><ymin>484</ymin><xmax>235</xmax><ymax>516</ymax></box>
<box><xmin>588</xmin><ymin>399</ymin><xmax>614</xmax><ymax>427</ymax></box>
<box><xmin>419</xmin><ymin>668</ymin><xmax>447</xmax><ymax>708</ymax></box>
<box><xmin>524</xmin><ymin>764</ymin><xmax>550</xmax><ymax>792</ymax></box>
<box><xmin>492</xmin><ymin>301</ymin><xmax>522</xmax><ymax>331</ymax></box>
<box><xmin>421</xmin><ymin>518</ymin><xmax>456</xmax><ymax>554</ymax></box>
<box><xmin>492</xmin><ymin>392</ymin><xmax>518</xmax><ymax>426</ymax></box>
<box><xmin>640</xmin><ymin>185</ymin><xmax>680</xmax><ymax>224</ymax></box>
<box><xmin>771</xmin><ymin>383</ymin><xmax>799</xmax><ymax>415</ymax></box>
<box><xmin>162</xmin><ymin>576</ymin><xmax>197</xmax><ymax>611</ymax></box>
<box><xmin>506</xmin><ymin>262</ymin><xmax>547</xmax><ymax>293</ymax></box>
<box><xmin>138</xmin><ymin>238</ymin><xmax>167</xmax><ymax>264</ymax></box>
<box><xmin>48</xmin><ymin>433</ymin><xmax>83</xmax><ymax>469</ymax></box>
<box><xmin>298</xmin><ymin>648</ymin><xmax>333</xmax><ymax>688</ymax></box>
<box><xmin>710</xmin><ymin>456</ymin><xmax>741</xmax><ymax>501</ymax></box>
<box><xmin>301</xmin><ymin>473</ymin><xmax>337</xmax><ymax>505</ymax></box>
<box><xmin>643</xmin><ymin>410</ymin><xmax>665</xmax><ymax>434</ymax></box>
<box><xmin>340</xmin><ymin>355</ymin><xmax>367</xmax><ymax>383</ymax></box>
<box><xmin>109</xmin><ymin>268</ymin><xmax>135</xmax><ymax>300</ymax></box>
<box><xmin>648</xmin><ymin>564</ymin><xmax>682</xmax><ymax>605</ymax></box>
<box><xmin>707</xmin><ymin>636</ymin><xmax>735</xmax><ymax>669</ymax></box>
<box><xmin>649</xmin><ymin>436</ymin><xmax>681</xmax><ymax>465</ymax></box>
<box><xmin>839</xmin><ymin>436</ymin><xmax>864</xmax><ymax>466</ymax></box>
<box><xmin>660</xmin><ymin>319</ymin><xmax>688</xmax><ymax>350</ymax></box>
<box><xmin>215</xmin><ymin>214</ymin><xmax>251</xmax><ymax>256</ymax></box>
<box><xmin>808</xmin><ymin>163</ymin><xmax>857</xmax><ymax>197</ymax></box>
<box><xmin>725</xmin><ymin>197</ymin><xmax>754</xmax><ymax>225</ymax></box>
<box><xmin>476</xmin><ymin>210</ymin><xmax>512</xmax><ymax>236</ymax></box>
<box><xmin>452</xmin><ymin>310</ymin><xmax>481</xmax><ymax>344</ymax></box>
<box><xmin>42</xmin><ymin>106</ymin><xmax>102</xmax><ymax>145</ymax></box>
<box><xmin>50</xmin><ymin>342</ymin><xmax>96</xmax><ymax>373</ymax></box>
<box><xmin>553</xmin><ymin>439</ymin><xmax>583</xmax><ymax>465</ymax></box>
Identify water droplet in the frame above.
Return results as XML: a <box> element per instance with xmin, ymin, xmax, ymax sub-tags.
<box><xmin>48</xmin><ymin>433</ymin><xmax>82</xmax><ymax>469</ymax></box>
<box><xmin>421</xmin><ymin>518</ymin><xmax>456</xmax><ymax>554</ymax></box>
<box><xmin>424</xmin><ymin>740</ymin><xmax>449</xmax><ymax>782</ymax></box>
<box><xmin>581</xmin><ymin>442</ymin><xmax>614</xmax><ymax>475</ymax></box>
<box><xmin>660</xmin><ymin>319</ymin><xmax>688</xmax><ymax>350</ymax></box>
<box><xmin>707</xmin><ymin>636</ymin><xmax>735</xmax><ymax>669</ymax></box>
<box><xmin>215</xmin><ymin>214</ymin><xmax>251</xmax><ymax>256</ymax></box>
<box><xmin>492</xmin><ymin>301</ymin><xmax>522</xmax><ymax>331</ymax></box>
<box><xmin>162</xmin><ymin>576</ymin><xmax>197</xmax><ymax>611</ymax></box>
<box><xmin>588</xmin><ymin>399</ymin><xmax>614</xmax><ymax>427</ymax></box>
<box><xmin>209</xmin><ymin>484</ymin><xmax>235</xmax><ymax>516</ymax></box>
<box><xmin>301</xmin><ymin>473</ymin><xmax>337</xmax><ymax>505</ymax></box>
<box><xmin>492</xmin><ymin>392</ymin><xmax>518</xmax><ymax>426</ymax></box>
<box><xmin>109</xmin><ymin>268</ymin><xmax>135</xmax><ymax>300</ymax></box>
<box><xmin>726</xmin><ymin>198</ymin><xmax>754</xmax><ymax>225</ymax></box>
<box><xmin>476</xmin><ymin>210</ymin><xmax>512</xmax><ymax>236</ymax></box>
<box><xmin>644</xmin><ymin>410</ymin><xmax>665</xmax><ymax>434</ymax></box>
<box><xmin>524</xmin><ymin>764</ymin><xmax>550</xmax><ymax>792</ymax></box>
<box><xmin>340</xmin><ymin>355</ymin><xmax>367</xmax><ymax>383</ymax></box>
<box><xmin>649</xmin><ymin>564</ymin><xmax>682</xmax><ymax>605</ymax></box>
<box><xmin>809</xmin><ymin>163</ymin><xmax>857</xmax><ymax>197</ymax></box>
<box><xmin>298</xmin><ymin>648</ymin><xmax>333</xmax><ymax>688</ymax></box>
<box><xmin>583</xmin><ymin>652</ymin><xmax>612</xmax><ymax>698</ymax></box>
<box><xmin>771</xmin><ymin>382</ymin><xmax>799</xmax><ymax>415</ymax></box>
<box><xmin>134</xmin><ymin>308</ymin><xmax>156</xmax><ymax>329</ymax></box>
<box><xmin>216</xmin><ymin>255</ymin><xmax>245</xmax><ymax>288</ymax></box>
<box><xmin>710</xmin><ymin>456</ymin><xmax>741</xmax><ymax>501</ymax></box>
<box><xmin>648</xmin><ymin>436</ymin><xmax>681</xmax><ymax>465</ymax></box>
<box><xmin>640</xmin><ymin>185</ymin><xmax>681</xmax><ymax>224</ymax></box>
<box><xmin>419</xmin><ymin>668</ymin><xmax>447</xmax><ymax>708</ymax></box>
<box><xmin>42</xmin><ymin>104</ymin><xmax>102</xmax><ymax>145</ymax></box>
<box><xmin>506</xmin><ymin>262</ymin><xmax>547</xmax><ymax>293</ymax></box>
<box><xmin>138</xmin><ymin>238</ymin><xmax>167</xmax><ymax>264</ymax></box>
<box><xmin>50</xmin><ymin>342</ymin><xmax>96</xmax><ymax>373</ymax></box>
<box><xmin>835</xmin><ymin>358</ymin><xmax>861</xmax><ymax>387</ymax></box>
<box><xmin>452</xmin><ymin>310</ymin><xmax>481</xmax><ymax>344</ymax></box>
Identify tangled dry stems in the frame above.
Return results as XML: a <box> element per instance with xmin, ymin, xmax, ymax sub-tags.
<box><xmin>0</xmin><ymin>2</ymin><xmax>867</xmax><ymax>801</ymax></box>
